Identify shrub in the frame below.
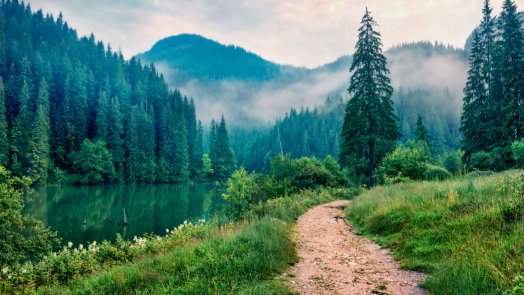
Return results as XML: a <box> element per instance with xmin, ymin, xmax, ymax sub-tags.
<box><xmin>270</xmin><ymin>155</ymin><xmax>349</xmax><ymax>192</ymax></box>
<box><xmin>512</xmin><ymin>140</ymin><xmax>524</xmax><ymax>168</ymax></box>
<box><xmin>504</xmin><ymin>276</ymin><xmax>524</xmax><ymax>295</ymax></box>
<box><xmin>469</xmin><ymin>151</ymin><xmax>494</xmax><ymax>171</ymax></box>
<box><xmin>378</xmin><ymin>140</ymin><xmax>432</xmax><ymax>182</ymax></box>
<box><xmin>440</xmin><ymin>150</ymin><xmax>464</xmax><ymax>175</ymax></box>
<box><xmin>424</xmin><ymin>164</ymin><xmax>453</xmax><ymax>180</ymax></box>
<box><xmin>0</xmin><ymin>167</ymin><xmax>58</xmax><ymax>267</ymax></box>
<box><xmin>222</xmin><ymin>168</ymin><xmax>256</xmax><ymax>219</ymax></box>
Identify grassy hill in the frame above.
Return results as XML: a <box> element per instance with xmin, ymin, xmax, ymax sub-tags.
<box><xmin>347</xmin><ymin>170</ymin><xmax>524</xmax><ymax>294</ymax></box>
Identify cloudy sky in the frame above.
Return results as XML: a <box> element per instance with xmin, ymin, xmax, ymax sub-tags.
<box><xmin>26</xmin><ymin>0</ymin><xmax>524</xmax><ymax>68</ymax></box>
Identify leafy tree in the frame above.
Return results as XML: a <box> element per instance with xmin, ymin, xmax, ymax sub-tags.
<box><xmin>339</xmin><ymin>8</ymin><xmax>400</xmax><ymax>187</ymax></box>
<box><xmin>415</xmin><ymin>115</ymin><xmax>429</xmax><ymax>143</ymax></box>
<box><xmin>0</xmin><ymin>166</ymin><xmax>57</xmax><ymax>267</ymax></box>
<box><xmin>200</xmin><ymin>153</ymin><xmax>214</xmax><ymax>178</ymax></box>
<box><xmin>69</xmin><ymin>139</ymin><xmax>116</xmax><ymax>184</ymax></box>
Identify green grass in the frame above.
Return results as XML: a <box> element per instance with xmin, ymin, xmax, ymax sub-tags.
<box><xmin>35</xmin><ymin>187</ymin><xmax>355</xmax><ymax>294</ymax></box>
<box><xmin>346</xmin><ymin>170</ymin><xmax>524</xmax><ymax>294</ymax></box>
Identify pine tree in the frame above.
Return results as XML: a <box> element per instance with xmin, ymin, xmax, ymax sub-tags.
<box><xmin>107</xmin><ymin>96</ymin><xmax>124</xmax><ymax>180</ymax></box>
<box><xmin>211</xmin><ymin>117</ymin><xmax>235</xmax><ymax>180</ymax></box>
<box><xmin>27</xmin><ymin>78</ymin><xmax>50</xmax><ymax>184</ymax></box>
<box><xmin>498</xmin><ymin>0</ymin><xmax>524</xmax><ymax>142</ymax></box>
<box><xmin>339</xmin><ymin>8</ymin><xmax>399</xmax><ymax>187</ymax></box>
<box><xmin>415</xmin><ymin>115</ymin><xmax>429</xmax><ymax>143</ymax></box>
<box><xmin>0</xmin><ymin>77</ymin><xmax>8</xmax><ymax>166</ymax></box>
<box><xmin>11</xmin><ymin>80</ymin><xmax>32</xmax><ymax>176</ymax></box>
<box><xmin>462</xmin><ymin>32</ymin><xmax>488</xmax><ymax>162</ymax></box>
<box><xmin>95</xmin><ymin>91</ymin><xmax>109</xmax><ymax>141</ymax></box>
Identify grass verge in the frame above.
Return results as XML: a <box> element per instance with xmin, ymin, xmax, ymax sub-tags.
<box><xmin>346</xmin><ymin>170</ymin><xmax>524</xmax><ymax>294</ymax></box>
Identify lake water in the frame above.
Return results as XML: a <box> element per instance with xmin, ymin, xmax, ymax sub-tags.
<box><xmin>25</xmin><ymin>184</ymin><xmax>222</xmax><ymax>246</ymax></box>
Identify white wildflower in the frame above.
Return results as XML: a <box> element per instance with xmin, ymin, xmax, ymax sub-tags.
<box><xmin>2</xmin><ymin>267</ymin><xmax>8</xmax><ymax>274</ymax></box>
<box><xmin>67</xmin><ymin>241</ymin><xmax>73</xmax><ymax>249</ymax></box>
<box><xmin>79</xmin><ymin>244</ymin><xmax>84</xmax><ymax>250</ymax></box>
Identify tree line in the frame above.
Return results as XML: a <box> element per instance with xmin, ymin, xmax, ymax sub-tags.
<box><xmin>0</xmin><ymin>0</ymin><xmax>235</xmax><ymax>185</ymax></box>
<box><xmin>462</xmin><ymin>0</ymin><xmax>524</xmax><ymax>170</ymax></box>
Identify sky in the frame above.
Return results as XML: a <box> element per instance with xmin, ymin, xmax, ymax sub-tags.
<box><xmin>26</xmin><ymin>0</ymin><xmax>524</xmax><ymax>68</ymax></box>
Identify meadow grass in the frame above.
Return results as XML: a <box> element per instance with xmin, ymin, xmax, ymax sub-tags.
<box><xmin>346</xmin><ymin>170</ymin><xmax>524</xmax><ymax>294</ymax></box>
<box><xmin>36</xmin><ymin>187</ymin><xmax>355</xmax><ymax>294</ymax></box>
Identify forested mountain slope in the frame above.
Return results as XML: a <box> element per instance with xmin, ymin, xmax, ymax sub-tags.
<box><xmin>0</xmin><ymin>1</ymin><xmax>207</xmax><ymax>184</ymax></box>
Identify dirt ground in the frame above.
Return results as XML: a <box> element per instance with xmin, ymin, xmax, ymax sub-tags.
<box><xmin>287</xmin><ymin>200</ymin><xmax>427</xmax><ymax>295</ymax></box>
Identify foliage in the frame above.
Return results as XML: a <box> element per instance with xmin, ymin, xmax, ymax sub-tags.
<box><xmin>0</xmin><ymin>166</ymin><xmax>57</xmax><ymax>268</ymax></box>
<box><xmin>222</xmin><ymin>155</ymin><xmax>350</xmax><ymax>219</ymax></box>
<box><xmin>377</xmin><ymin>140</ymin><xmax>432</xmax><ymax>182</ymax></box>
<box><xmin>414</xmin><ymin>115</ymin><xmax>429</xmax><ymax>143</ymax></box>
<box><xmin>0</xmin><ymin>1</ymin><xmax>207</xmax><ymax>184</ymax></box>
<box><xmin>512</xmin><ymin>139</ymin><xmax>524</xmax><ymax>168</ymax></box>
<box><xmin>340</xmin><ymin>9</ymin><xmax>400</xmax><ymax>187</ymax></box>
<box><xmin>440</xmin><ymin>150</ymin><xmax>464</xmax><ymax>175</ymax></box>
<box><xmin>222</xmin><ymin>168</ymin><xmax>255</xmax><ymax>219</ymax></box>
<box><xmin>0</xmin><ymin>220</ymin><xmax>213</xmax><ymax>293</ymax></box>
<box><xmin>347</xmin><ymin>170</ymin><xmax>524</xmax><ymax>294</ymax></box>
<box><xmin>68</xmin><ymin>139</ymin><xmax>116</xmax><ymax>184</ymax></box>
<box><xmin>504</xmin><ymin>276</ymin><xmax>524</xmax><ymax>295</ymax></box>
<box><xmin>209</xmin><ymin>117</ymin><xmax>236</xmax><ymax>180</ymax></box>
<box><xmin>424</xmin><ymin>164</ymin><xmax>453</xmax><ymax>180</ymax></box>
<box><xmin>461</xmin><ymin>0</ymin><xmax>524</xmax><ymax>170</ymax></box>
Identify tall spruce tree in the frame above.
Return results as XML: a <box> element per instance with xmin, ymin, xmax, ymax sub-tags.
<box><xmin>462</xmin><ymin>32</ymin><xmax>488</xmax><ymax>162</ymax></box>
<box><xmin>498</xmin><ymin>0</ymin><xmax>524</xmax><ymax>143</ymax></box>
<box><xmin>0</xmin><ymin>77</ymin><xmax>8</xmax><ymax>166</ymax></box>
<box><xmin>339</xmin><ymin>8</ymin><xmax>399</xmax><ymax>187</ymax></box>
<box><xmin>415</xmin><ymin>115</ymin><xmax>429</xmax><ymax>143</ymax></box>
<box><xmin>211</xmin><ymin>117</ymin><xmax>235</xmax><ymax>180</ymax></box>
<box><xmin>27</xmin><ymin>78</ymin><xmax>50</xmax><ymax>184</ymax></box>
<box><xmin>11</xmin><ymin>80</ymin><xmax>32</xmax><ymax>176</ymax></box>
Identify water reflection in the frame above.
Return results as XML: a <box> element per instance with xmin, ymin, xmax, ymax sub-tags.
<box><xmin>25</xmin><ymin>184</ymin><xmax>221</xmax><ymax>246</ymax></box>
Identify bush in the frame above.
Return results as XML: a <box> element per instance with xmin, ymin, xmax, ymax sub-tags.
<box><xmin>469</xmin><ymin>151</ymin><xmax>494</xmax><ymax>171</ymax></box>
<box><xmin>378</xmin><ymin>140</ymin><xmax>432</xmax><ymax>182</ymax></box>
<box><xmin>504</xmin><ymin>276</ymin><xmax>524</xmax><ymax>295</ymax></box>
<box><xmin>270</xmin><ymin>155</ymin><xmax>349</xmax><ymax>192</ymax></box>
<box><xmin>440</xmin><ymin>150</ymin><xmax>464</xmax><ymax>175</ymax></box>
<box><xmin>512</xmin><ymin>140</ymin><xmax>524</xmax><ymax>168</ymax></box>
<box><xmin>424</xmin><ymin>164</ymin><xmax>453</xmax><ymax>180</ymax></box>
<box><xmin>0</xmin><ymin>167</ymin><xmax>58</xmax><ymax>267</ymax></box>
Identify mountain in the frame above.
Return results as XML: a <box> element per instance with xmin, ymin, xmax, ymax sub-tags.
<box><xmin>139</xmin><ymin>36</ymin><xmax>468</xmax><ymax>133</ymax></box>
<box><xmin>137</xmin><ymin>34</ymin><xmax>305</xmax><ymax>83</ymax></box>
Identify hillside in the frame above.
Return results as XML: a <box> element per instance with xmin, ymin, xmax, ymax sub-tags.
<box><xmin>137</xmin><ymin>34</ymin><xmax>304</xmax><ymax>83</ymax></box>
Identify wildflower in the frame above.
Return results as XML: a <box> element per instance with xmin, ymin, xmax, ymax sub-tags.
<box><xmin>67</xmin><ymin>241</ymin><xmax>73</xmax><ymax>249</ymax></box>
<box><xmin>2</xmin><ymin>267</ymin><xmax>8</xmax><ymax>274</ymax></box>
<box><xmin>79</xmin><ymin>244</ymin><xmax>84</xmax><ymax>250</ymax></box>
<box><xmin>166</xmin><ymin>228</ymin><xmax>169</xmax><ymax>233</ymax></box>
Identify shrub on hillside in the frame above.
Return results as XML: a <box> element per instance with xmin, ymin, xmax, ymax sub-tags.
<box><xmin>424</xmin><ymin>164</ymin><xmax>453</xmax><ymax>180</ymax></box>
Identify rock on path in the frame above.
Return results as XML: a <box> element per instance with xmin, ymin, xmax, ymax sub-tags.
<box><xmin>287</xmin><ymin>200</ymin><xmax>427</xmax><ymax>295</ymax></box>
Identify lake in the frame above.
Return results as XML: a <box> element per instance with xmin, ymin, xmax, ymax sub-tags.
<box><xmin>25</xmin><ymin>184</ymin><xmax>222</xmax><ymax>246</ymax></box>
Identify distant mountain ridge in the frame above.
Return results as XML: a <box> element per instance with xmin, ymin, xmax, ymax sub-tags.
<box><xmin>137</xmin><ymin>34</ymin><xmax>468</xmax><ymax>131</ymax></box>
<box><xmin>137</xmin><ymin>34</ymin><xmax>305</xmax><ymax>83</ymax></box>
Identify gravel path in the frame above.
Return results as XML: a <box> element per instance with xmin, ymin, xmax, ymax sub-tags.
<box><xmin>287</xmin><ymin>200</ymin><xmax>427</xmax><ymax>295</ymax></box>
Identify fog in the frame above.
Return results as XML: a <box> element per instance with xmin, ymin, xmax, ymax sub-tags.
<box><xmin>156</xmin><ymin>44</ymin><xmax>468</xmax><ymax>129</ymax></box>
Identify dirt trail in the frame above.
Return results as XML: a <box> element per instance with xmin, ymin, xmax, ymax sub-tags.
<box><xmin>287</xmin><ymin>200</ymin><xmax>427</xmax><ymax>295</ymax></box>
